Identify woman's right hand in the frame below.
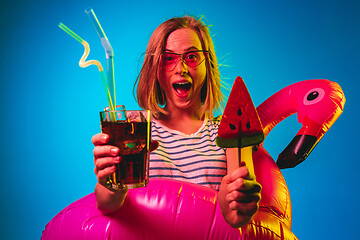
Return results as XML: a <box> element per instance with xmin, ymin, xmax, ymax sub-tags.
<box><xmin>92</xmin><ymin>132</ymin><xmax>127</xmax><ymax>215</ymax></box>
<box><xmin>92</xmin><ymin>133</ymin><xmax>159</xmax><ymax>186</ymax></box>
<box><xmin>92</xmin><ymin>132</ymin><xmax>159</xmax><ymax>214</ymax></box>
<box><xmin>92</xmin><ymin>133</ymin><xmax>121</xmax><ymax>187</ymax></box>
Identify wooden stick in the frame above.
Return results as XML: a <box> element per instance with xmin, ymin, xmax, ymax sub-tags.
<box><xmin>240</xmin><ymin>146</ymin><xmax>255</xmax><ymax>178</ymax></box>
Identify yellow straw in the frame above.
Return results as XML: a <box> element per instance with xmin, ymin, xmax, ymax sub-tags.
<box><xmin>58</xmin><ymin>22</ymin><xmax>116</xmax><ymax>119</ymax></box>
<box><xmin>147</xmin><ymin>110</ymin><xmax>151</xmax><ymax>151</ymax></box>
<box><xmin>78</xmin><ymin>41</ymin><xmax>103</xmax><ymax>71</ymax></box>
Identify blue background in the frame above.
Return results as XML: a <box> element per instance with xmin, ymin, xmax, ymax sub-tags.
<box><xmin>0</xmin><ymin>0</ymin><xmax>359</xmax><ymax>239</ymax></box>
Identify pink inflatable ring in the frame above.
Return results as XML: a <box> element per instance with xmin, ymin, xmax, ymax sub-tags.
<box><xmin>42</xmin><ymin>79</ymin><xmax>345</xmax><ymax>240</ymax></box>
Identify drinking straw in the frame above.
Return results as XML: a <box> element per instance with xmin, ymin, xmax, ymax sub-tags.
<box><xmin>147</xmin><ymin>110</ymin><xmax>151</xmax><ymax>151</ymax></box>
<box><xmin>58</xmin><ymin>23</ymin><xmax>116</xmax><ymax>117</ymax></box>
<box><xmin>85</xmin><ymin>9</ymin><xmax>116</xmax><ymax>112</ymax></box>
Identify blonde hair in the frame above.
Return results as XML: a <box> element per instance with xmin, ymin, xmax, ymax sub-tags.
<box><xmin>135</xmin><ymin>16</ymin><xmax>224</xmax><ymax>119</ymax></box>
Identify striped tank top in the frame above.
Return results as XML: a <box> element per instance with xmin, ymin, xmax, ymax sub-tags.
<box><xmin>149</xmin><ymin>116</ymin><xmax>227</xmax><ymax>191</ymax></box>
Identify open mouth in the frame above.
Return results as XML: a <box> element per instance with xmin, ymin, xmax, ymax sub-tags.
<box><xmin>172</xmin><ymin>82</ymin><xmax>191</xmax><ymax>96</ymax></box>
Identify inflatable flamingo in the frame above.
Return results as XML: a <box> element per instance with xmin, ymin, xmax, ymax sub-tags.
<box><xmin>41</xmin><ymin>79</ymin><xmax>345</xmax><ymax>240</ymax></box>
<box><xmin>257</xmin><ymin>79</ymin><xmax>345</xmax><ymax>169</ymax></box>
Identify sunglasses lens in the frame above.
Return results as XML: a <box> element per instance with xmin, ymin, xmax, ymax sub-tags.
<box><xmin>162</xmin><ymin>53</ymin><xmax>179</xmax><ymax>67</ymax></box>
<box><xmin>162</xmin><ymin>51</ymin><xmax>207</xmax><ymax>70</ymax></box>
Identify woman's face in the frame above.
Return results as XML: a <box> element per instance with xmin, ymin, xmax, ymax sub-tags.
<box><xmin>157</xmin><ymin>28</ymin><xmax>207</xmax><ymax>115</ymax></box>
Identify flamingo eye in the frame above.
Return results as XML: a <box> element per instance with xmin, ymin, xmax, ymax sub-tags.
<box><xmin>307</xmin><ymin>91</ymin><xmax>319</xmax><ymax>100</ymax></box>
<box><xmin>303</xmin><ymin>88</ymin><xmax>325</xmax><ymax>105</ymax></box>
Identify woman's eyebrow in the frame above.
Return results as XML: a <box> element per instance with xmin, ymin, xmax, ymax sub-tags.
<box><xmin>185</xmin><ymin>46</ymin><xmax>199</xmax><ymax>51</ymax></box>
<box><xmin>164</xmin><ymin>46</ymin><xmax>199</xmax><ymax>53</ymax></box>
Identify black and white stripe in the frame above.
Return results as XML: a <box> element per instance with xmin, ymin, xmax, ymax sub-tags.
<box><xmin>149</xmin><ymin>117</ymin><xmax>226</xmax><ymax>191</ymax></box>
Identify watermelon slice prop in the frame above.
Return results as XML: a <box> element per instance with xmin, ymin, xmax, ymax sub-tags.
<box><xmin>216</xmin><ymin>76</ymin><xmax>264</xmax><ymax>177</ymax></box>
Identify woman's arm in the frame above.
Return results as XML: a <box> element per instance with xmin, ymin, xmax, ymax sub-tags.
<box><xmin>95</xmin><ymin>182</ymin><xmax>128</xmax><ymax>215</ymax></box>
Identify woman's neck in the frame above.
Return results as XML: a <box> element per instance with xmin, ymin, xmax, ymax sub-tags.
<box><xmin>157</xmin><ymin>109</ymin><xmax>205</xmax><ymax>135</ymax></box>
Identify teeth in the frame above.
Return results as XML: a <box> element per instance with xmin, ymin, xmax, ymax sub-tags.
<box><xmin>173</xmin><ymin>82</ymin><xmax>191</xmax><ymax>86</ymax></box>
<box><xmin>173</xmin><ymin>82</ymin><xmax>190</xmax><ymax>87</ymax></box>
<box><xmin>173</xmin><ymin>82</ymin><xmax>191</xmax><ymax>95</ymax></box>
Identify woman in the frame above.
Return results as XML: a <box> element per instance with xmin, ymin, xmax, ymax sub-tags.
<box><xmin>92</xmin><ymin>16</ymin><xmax>261</xmax><ymax>228</ymax></box>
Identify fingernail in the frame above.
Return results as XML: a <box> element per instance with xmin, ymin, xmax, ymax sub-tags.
<box><xmin>111</xmin><ymin>148</ymin><xmax>119</xmax><ymax>155</ymax></box>
<box><xmin>102</xmin><ymin>135</ymin><xmax>109</xmax><ymax>141</ymax></box>
<box><xmin>113</xmin><ymin>156</ymin><xmax>121</xmax><ymax>163</ymax></box>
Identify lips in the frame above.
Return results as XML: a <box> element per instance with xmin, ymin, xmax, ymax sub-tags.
<box><xmin>172</xmin><ymin>82</ymin><xmax>191</xmax><ymax>97</ymax></box>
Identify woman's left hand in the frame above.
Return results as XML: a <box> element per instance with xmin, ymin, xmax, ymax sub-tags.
<box><xmin>218</xmin><ymin>165</ymin><xmax>262</xmax><ymax>228</ymax></box>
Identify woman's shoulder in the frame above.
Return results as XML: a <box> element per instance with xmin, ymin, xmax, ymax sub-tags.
<box><xmin>209</xmin><ymin>115</ymin><xmax>222</xmax><ymax>124</ymax></box>
<box><xmin>212</xmin><ymin>115</ymin><xmax>222</xmax><ymax>121</ymax></box>
<box><xmin>204</xmin><ymin>115</ymin><xmax>222</xmax><ymax>130</ymax></box>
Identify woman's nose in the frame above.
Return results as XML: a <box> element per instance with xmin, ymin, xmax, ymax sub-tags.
<box><xmin>175</xmin><ymin>59</ymin><xmax>188</xmax><ymax>75</ymax></box>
